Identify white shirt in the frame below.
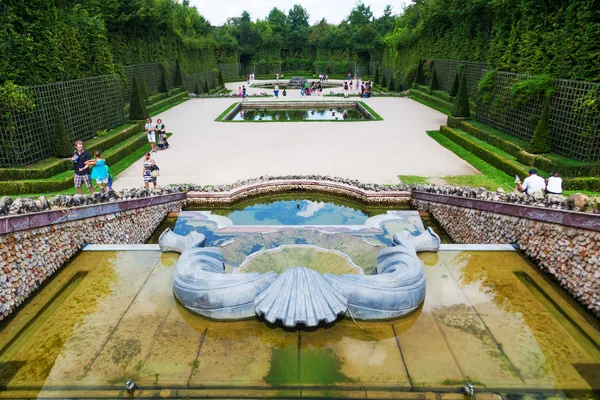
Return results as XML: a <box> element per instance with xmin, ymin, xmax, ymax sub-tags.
<box><xmin>522</xmin><ymin>174</ymin><xmax>546</xmax><ymax>194</ymax></box>
<box><xmin>546</xmin><ymin>176</ymin><xmax>563</xmax><ymax>194</ymax></box>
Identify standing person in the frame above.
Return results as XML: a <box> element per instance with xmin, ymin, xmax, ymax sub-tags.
<box><xmin>242</xmin><ymin>85</ymin><xmax>247</xmax><ymax>102</ymax></box>
<box><xmin>305</xmin><ymin>82</ymin><xmax>309</xmax><ymax>96</ymax></box>
<box><xmin>238</xmin><ymin>87</ymin><xmax>242</xmax><ymax>98</ymax></box>
<box><xmin>343</xmin><ymin>81</ymin><xmax>349</xmax><ymax>98</ymax></box>
<box><xmin>516</xmin><ymin>169</ymin><xmax>546</xmax><ymax>195</ymax></box>
<box><xmin>72</xmin><ymin>141</ymin><xmax>95</xmax><ymax>195</ymax></box>
<box><xmin>90</xmin><ymin>150</ymin><xmax>109</xmax><ymax>192</ymax></box>
<box><xmin>347</xmin><ymin>72</ymin><xmax>351</xmax><ymax>81</ymax></box>
<box><xmin>360</xmin><ymin>82</ymin><xmax>365</xmax><ymax>98</ymax></box>
<box><xmin>317</xmin><ymin>82</ymin><xmax>322</xmax><ymax>96</ymax></box>
<box><xmin>142</xmin><ymin>152</ymin><xmax>158</xmax><ymax>190</ymax></box>
<box><xmin>274</xmin><ymin>83</ymin><xmax>279</xmax><ymax>99</ymax></box>
<box><xmin>276</xmin><ymin>73</ymin><xmax>279</xmax><ymax>81</ymax></box>
<box><xmin>145</xmin><ymin>118</ymin><xmax>157</xmax><ymax>153</ymax></box>
<box><xmin>156</xmin><ymin>119</ymin><xmax>169</xmax><ymax>150</ymax></box>
<box><xmin>349</xmin><ymin>79</ymin><xmax>353</xmax><ymax>91</ymax></box>
<box><xmin>545</xmin><ymin>172</ymin><xmax>563</xmax><ymax>195</ymax></box>
<box><xmin>247</xmin><ymin>74</ymin><xmax>250</xmax><ymax>84</ymax></box>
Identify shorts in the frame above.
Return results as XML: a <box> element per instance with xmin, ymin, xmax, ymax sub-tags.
<box><xmin>74</xmin><ymin>174</ymin><xmax>92</xmax><ymax>188</ymax></box>
<box><xmin>95</xmin><ymin>178</ymin><xmax>109</xmax><ymax>184</ymax></box>
<box><xmin>147</xmin><ymin>133</ymin><xmax>156</xmax><ymax>143</ymax></box>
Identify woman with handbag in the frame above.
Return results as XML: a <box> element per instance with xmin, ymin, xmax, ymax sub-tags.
<box><xmin>142</xmin><ymin>152</ymin><xmax>159</xmax><ymax>189</ymax></box>
<box><xmin>156</xmin><ymin>119</ymin><xmax>169</xmax><ymax>150</ymax></box>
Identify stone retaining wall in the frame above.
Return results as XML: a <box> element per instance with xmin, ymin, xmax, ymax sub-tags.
<box><xmin>411</xmin><ymin>196</ymin><xmax>600</xmax><ymax>317</ymax></box>
<box><xmin>0</xmin><ymin>197</ymin><xmax>184</xmax><ymax>320</ymax></box>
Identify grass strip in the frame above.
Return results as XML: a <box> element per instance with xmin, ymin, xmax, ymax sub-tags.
<box><xmin>215</xmin><ymin>102</ymin><xmax>239</xmax><ymax>121</ymax></box>
<box><xmin>408</xmin><ymin>95</ymin><xmax>451</xmax><ymax>116</ymax></box>
<box><xmin>398</xmin><ymin>175</ymin><xmax>429</xmax><ymax>185</ymax></box>
<box><xmin>358</xmin><ymin>101</ymin><xmax>383</xmax><ymax>120</ymax></box>
<box><xmin>150</xmin><ymin>98</ymin><xmax>189</xmax><ymax>117</ymax></box>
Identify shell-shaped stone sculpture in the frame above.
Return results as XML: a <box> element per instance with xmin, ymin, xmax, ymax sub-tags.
<box><xmin>255</xmin><ymin>267</ymin><xmax>347</xmax><ymax>327</ymax></box>
<box><xmin>159</xmin><ymin>229</ymin><xmax>277</xmax><ymax>320</ymax></box>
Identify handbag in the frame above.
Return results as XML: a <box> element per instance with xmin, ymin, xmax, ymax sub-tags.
<box><xmin>150</xmin><ymin>163</ymin><xmax>160</xmax><ymax>177</ymax></box>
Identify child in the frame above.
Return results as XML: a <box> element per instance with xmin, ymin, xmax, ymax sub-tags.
<box><xmin>90</xmin><ymin>150</ymin><xmax>109</xmax><ymax>191</ymax></box>
<box><xmin>238</xmin><ymin>87</ymin><xmax>242</xmax><ymax>98</ymax></box>
<box><xmin>156</xmin><ymin>119</ymin><xmax>169</xmax><ymax>150</ymax></box>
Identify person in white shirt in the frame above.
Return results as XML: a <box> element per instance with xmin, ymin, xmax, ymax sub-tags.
<box><xmin>516</xmin><ymin>169</ymin><xmax>546</xmax><ymax>195</ymax></box>
<box><xmin>545</xmin><ymin>171</ymin><xmax>563</xmax><ymax>195</ymax></box>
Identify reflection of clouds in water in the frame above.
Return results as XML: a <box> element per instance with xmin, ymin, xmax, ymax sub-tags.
<box><xmin>297</xmin><ymin>201</ymin><xmax>326</xmax><ymax>218</ymax></box>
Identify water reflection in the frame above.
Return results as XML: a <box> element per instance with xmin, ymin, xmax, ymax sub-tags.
<box><xmin>229</xmin><ymin>107</ymin><xmax>364</xmax><ymax>121</ymax></box>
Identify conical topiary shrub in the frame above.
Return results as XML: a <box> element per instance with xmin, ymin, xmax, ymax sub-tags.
<box><xmin>194</xmin><ymin>81</ymin><xmax>201</xmax><ymax>95</ymax></box>
<box><xmin>381</xmin><ymin>73</ymin><xmax>387</xmax><ymax>89</ymax></box>
<box><xmin>528</xmin><ymin>98</ymin><xmax>552</xmax><ymax>154</ymax></box>
<box><xmin>218</xmin><ymin>69</ymin><xmax>224</xmax><ymax>86</ymax></box>
<box><xmin>388</xmin><ymin>75</ymin><xmax>395</xmax><ymax>92</ymax></box>
<box><xmin>414</xmin><ymin>59</ymin><xmax>425</xmax><ymax>85</ymax></box>
<box><xmin>451</xmin><ymin>72</ymin><xmax>470</xmax><ymax>118</ymax></box>
<box><xmin>159</xmin><ymin>68</ymin><xmax>169</xmax><ymax>93</ymax></box>
<box><xmin>449</xmin><ymin>72</ymin><xmax>459</xmax><ymax>97</ymax></box>
<box><xmin>203</xmin><ymin>79</ymin><xmax>209</xmax><ymax>94</ymax></box>
<box><xmin>140</xmin><ymin>76</ymin><xmax>149</xmax><ymax>100</ymax></box>
<box><xmin>129</xmin><ymin>77</ymin><xmax>148</xmax><ymax>121</ymax></box>
<box><xmin>429</xmin><ymin>69</ymin><xmax>439</xmax><ymax>90</ymax></box>
<box><xmin>52</xmin><ymin>108</ymin><xmax>72</xmax><ymax>157</ymax></box>
<box><xmin>374</xmin><ymin>68</ymin><xmax>379</xmax><ymax>85</ymax></box>
<box><xmin>174</xmin><ymin>59</ymin><xmax>184</xmax><ymax>87</ymax></box>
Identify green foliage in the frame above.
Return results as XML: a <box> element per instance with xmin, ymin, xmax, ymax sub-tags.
<box><xmin>128</xmin><ymin>77</ymin><xmax>148</xmax><ymax>121</ymax></box>
<box><xmin>374</xmin><ymin>68</ymin><xmax>380</xmax><ymax>85</ymax></box>
<box><xmin>449</xmin><ymin>73</ymin><xmax>460</xmax><ymax>97</ymax></box>
<box><xmin>52</xmin><ymin>109</ymin><xmax>72</xmax><ymax>158</ymax></box>
<box><xmin>174</xmin><ymin>59</ymin><xmax>184</xmax><ymax>87</ymax></box>
<box><xmin>574</xmin><ymin>86</ymin><xmax>600</xmax><ymax>116</ymax></box>
<box><xmin>429</xmin><ymin>70</ymin><xmax>439</xmax><ymax>91</ymax></box>
<box><xmin>528</xmin><ymin>98</ymin><xmax>552</xmax><ymax>154</ymax></box>
<box><xmin>218</xmin><ymin>69</ymin><xmax>224</xmax><ymax>86</ymax></box>
<box><xmin>451</xmin><ymin>72</ymin><xmax>470</xmax><ymax>118</ymax></box>
<box><xmin>388</xmin><ymin>75</ymin><xmax>395</xmax><ymax>91</ymax></box>
<box><xmin>477</xmin><ymin>70</ymin><xmax>496</xmax><ymax>104</ymax></box>
<box><xmin>0</xmin><ymin>82</ymin><xmax>35</xmax><ymax>118</ymax></box>
<box><xmin>381</xmin><ymin>73</ymin><xmax>387</xmax><ymax>88</ymax></box>
<box><xmin>159</xmin><ymin>69</ymin><xmax>169</xmax><ymax>93</ymax></box>
<box><xmin>140</xmin><ymin>76</ymin><xmax>149</xmax><ymax>100</ymax></box>
<box><xmin>194</xmin><ymin>81</ymin><xmax>201</xmax><ymax>95</ymax></box>
<box><xmin>509</xmin><ymin>75</ymin><xmax>555</xmax><ymax>108</ymax></box>
<box><xmin>203</xmin><ymin>80</ymin><xmax>209</xmax><ymax>94</ymax></box>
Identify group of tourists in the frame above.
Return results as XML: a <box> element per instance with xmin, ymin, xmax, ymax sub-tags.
<box><xmin>301</xmin><ymin>81</ymin><xmax>323</xmax><ymax>96</ymax></box>
<box><xmin>516</xmin><ymin>169</ymin><xmax>563</xmax><ymax>195</ymax></box>
<box><xmin>246</xmin><ymin>73</ymin><xmax>254</xmax><ymax>83</ymax></box>
<box><xmin>318</xmin><ymin>74</ymin><xmax>329</xmax><ymax>81</ymax></box>
<box><xmin>72</xmin><ymin>117</ymin><xmax>168</xmax><ymax>193</ymax></box>
<box><xmin>342</xmin><ymin>79</ymin><xmax>372</xmax><ymax>99</ymax></box>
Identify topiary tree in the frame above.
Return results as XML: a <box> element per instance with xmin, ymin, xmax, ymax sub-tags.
<box><xmin>174</xmin><ymin>59</ymin><xmax>184</xmax><ymax>87</ymax></box>
<box><xmin>451</xmin><ymin>72</ymin><xmax>470</xmax><ymax>118</ymax></box>
<box><xmin>388</xmin><ymin>75</ymin><xmax>395</xmax><ymax>92</ymax></box>
<box><xmin>159</xmin><ymin>68</ymin><xmax>169</xmax><ymax>93</ymax></box>
<box><xmin>449</xmin><ymin>72</ymin><xmax>459</xmax><ymax>97</ymax></box>
<box><xmin>203</xmin><ymin>79</ymin><xmax>209</xmax><ymax>94</ymax></box>
<box><xmin>414</xmin><ymin>59</ymin><xmax>425</xmax><ymax>85</ymax></box>
<box><xmin>374</xmin><ymin>68</ymin><xmax>379</xmax><ymax>85</ymax></box>
<box><xmin>528</xmin><ymin>98</ymin><xmax>552</xmax><ymax>154</ymax></box>
<box><xmin>52</xmin><ymin>108</ymin><xmax>72</xmax><ymax>157</ymax></box>
<box><xmin>140</xmin><ymin>76</ymin><xmax>149</xmax><ymax>100</ymax></box>
<box><xmin>429</xmin><ymin>69</ymin><xmax>439</xmax><ymax>90</ymax></box>
<box><xmin>381</xmin><ymin>73</ymin><xmax>387</xmax><ymax>89</ymax></box>
<box><xmin>194</xmin><ymin>80</ymin><xmax>201</xmax><ymax>95</ymax></box>
<box><xmin>129</xmin><ymin>77</ymin><xmax>148</xmax><ymax>121</ymax></box>
<box><xmin>218</xmin><ymin>69</ymin><xmax>224</xmax><ymax>86</ymax></box>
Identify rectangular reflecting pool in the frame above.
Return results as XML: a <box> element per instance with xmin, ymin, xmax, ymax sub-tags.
<box><xmin>0</xmin><ymin>247</ymin><xmax>598</xmax><ymax>398</ymax></box>
<box><xmin>220</xmin><ymin>101</ymin><xmax>379</xmax><ymax>122</ymax></box>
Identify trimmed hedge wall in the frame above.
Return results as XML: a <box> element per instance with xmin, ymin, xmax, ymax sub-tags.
<box><xmin>447</xmin><ymin>116</ymin><xmax>600</xmax><ymax>177</ymax></box>
<box><xmin>440</xmin><ymin>125</ymin><xmax>600</xmax><ymax>191</ymax></box>
<box><xmin>0</xmin><ymin>123</ymin><xmax>143</xmax><ymax>182</ymax></box>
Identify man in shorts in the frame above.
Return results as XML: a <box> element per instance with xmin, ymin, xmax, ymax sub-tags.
<box><xmin>145</xmin><ymin>118</ymin><xmax>157</xmax><ymax>153</ymax></box>
<box><xmin>72</xmin><ymin>140</ymin><xmax>94</xmax><ymax>195</ymax></box>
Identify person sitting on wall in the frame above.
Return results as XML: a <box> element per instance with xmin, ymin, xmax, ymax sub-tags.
<box><xmin>545</xmin><ymin>171</ymin><xmax>563</xmax><ymax>195</ymax></box>
<box><xmin>516</xmin><ymin>169</ymin><xmax>546</xmax><ymax>195</ymax></box>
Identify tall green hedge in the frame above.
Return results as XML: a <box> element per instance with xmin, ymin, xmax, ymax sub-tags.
<box><xmin>451</xmin><ymin>73</ymin><xmax>470</xmax><ymax>118</ymax></box>
<box><xmin>429</xmin><ymin>69</ymin><xmax>439</xmax><ymax>90</ymax></box>
<box><xmin>174</xmin><ymin>59</ymin><xmax>184</xmax><ymax>87</ymax></box>
<box><xmin>194</xmin><ymin>81</ymin><xmax>201</xmax><ymax>95</ymax></box>
<box><xmin>129</xmin><ymin>77</ymin><xmax>148</xmax><ymax>121</ymax></box>
<box><xmin>203</xmin><ymin>79</ymin><xmax>209</xmax><ymax>94</ymax></box>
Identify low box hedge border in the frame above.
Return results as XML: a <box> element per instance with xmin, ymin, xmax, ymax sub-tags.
<box><xmin>0</xmin><ymin>123</ymin><xmax>143</xmax><ymax>182</ymax></box>
<box><xmin>0</xmin><ymin>131</ymin><xmax>170</xmax><ymax>195</ymax></box>
<box><xmin>124</xmin><ymin>88</ymin><xmax>186</xmax><ymax>114</ymax></box>
<box><xmin>439</xmin><ymin>125</ymin><xmax>600</xmax><ymax>191</ymax></box>
<box><xmin>448</xmin><ymin>116</ymin><xmax>600</xmax><ymax>177</ymax></box>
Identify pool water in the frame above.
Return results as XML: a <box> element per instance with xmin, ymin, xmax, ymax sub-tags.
<box><xmin>229</xmin><ymin>107</ymin><xmax>364</xmax><ymax>121</ymax></box>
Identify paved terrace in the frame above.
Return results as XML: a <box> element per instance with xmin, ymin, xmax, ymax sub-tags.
<box><xmin>114</xmin><ymin>80</ymin><xmax>478</xmax><ymax>189</ymax></box>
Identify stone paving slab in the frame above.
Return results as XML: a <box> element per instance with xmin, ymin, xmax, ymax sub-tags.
<box><xmin>113</xmin><ymin>80</ymin><xmax>478</xmax><ymax>189</ymax></box>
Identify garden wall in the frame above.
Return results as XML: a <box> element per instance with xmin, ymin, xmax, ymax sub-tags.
<box><xmin>431</xmin><ymin>59</ymin><xmax>488</xmax><ymax>98</ymax></box>
<box><xmin>0</xmin><ymin>194</ymin><xmax>185</xmax><ymax>320</ymax></box>
<box><xmin>411</xmin><ymin>191</ymin><xmax>600</xmax><ymax>317</ymax></box>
